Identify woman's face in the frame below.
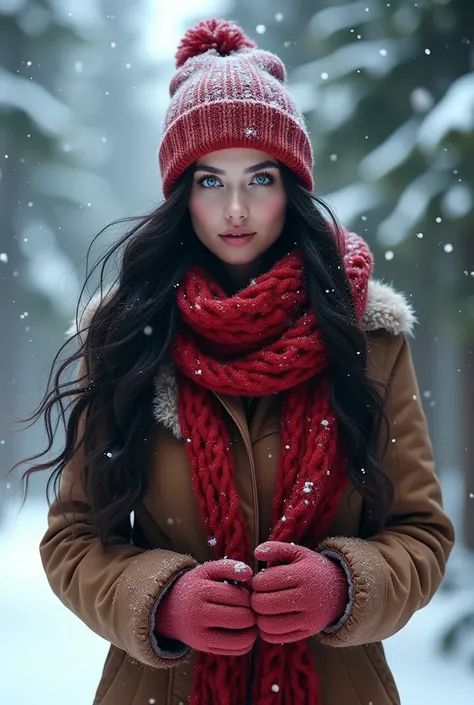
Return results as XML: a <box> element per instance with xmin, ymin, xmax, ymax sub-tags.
<box><xmin>188</xmin><ymin>148</ymin><xmax>287</xmax><ymax>273</ymax></box>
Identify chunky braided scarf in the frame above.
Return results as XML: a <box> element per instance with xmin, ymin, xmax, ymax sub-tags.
<box><xmin>172</xmin><ymin>232</ymin><xmax>373</xmax><ymax>705</ymax></box>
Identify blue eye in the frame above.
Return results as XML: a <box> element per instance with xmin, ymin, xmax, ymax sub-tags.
<box><xmin>252</xmin><ymin>172</ymin><xmax>274</xmax><ymax>186</ymax></box>
<box><xmin>196</xmin><ymin>171</ymin><xmax>275</xmax><ymax>188</ymax></box>
<box><xmin>199</xmin><ymin>175</ymin><xmax>221</xmax><ymax>188</ymax></box>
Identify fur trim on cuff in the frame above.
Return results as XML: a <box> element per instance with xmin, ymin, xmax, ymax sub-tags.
<box><xmin>150</xmin><ymin>568</ymin><xmax>191</xmax><ymax>660</ymax></box>
<box><xmin>319</xmin><ymin>548</ymin><xmax>355</xmax><ymax>634</ymax></box>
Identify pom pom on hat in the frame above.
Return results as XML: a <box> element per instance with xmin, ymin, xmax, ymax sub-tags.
<box><xmin>175</xmin><ymin>18</ymin><xmax>256</xmax><ymax>68</ymax></box>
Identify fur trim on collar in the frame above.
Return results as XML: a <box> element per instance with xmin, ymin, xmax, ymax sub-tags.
<box><xmin>66</xmin><ymin>287</ymin><xmax>115</xmax><ymax>343</ymax></box>
<box><xmin>362</xmin><ymin>279</ymin><xmax>416</xmax><ymax>337</ymax></box>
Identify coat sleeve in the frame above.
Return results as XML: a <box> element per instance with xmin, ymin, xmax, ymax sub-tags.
<box><xmin>317</xmin><ymin>332</ymin><xmax>455</xmax><ymax>647</ymax></box>
<box><xmin>39</xmin><ymin>368</ymin><xmax>198</xmax><ymax>668</ymax></box>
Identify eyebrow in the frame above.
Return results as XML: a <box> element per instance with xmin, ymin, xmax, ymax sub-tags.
<box><xmin>194</xmin><ymin>160</ymin><xmax>280</xmax><ymax>175</ymax></box>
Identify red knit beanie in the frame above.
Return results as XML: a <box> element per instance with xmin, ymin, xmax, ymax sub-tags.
<box><xmin>158</xmin><ymin>18</ymin><xmax>314</xmax><ymax>199</ymax></box>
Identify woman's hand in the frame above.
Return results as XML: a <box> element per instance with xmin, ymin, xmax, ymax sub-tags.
<box><xmin>155</xmin><ymin>558</ymin><xmax>257</xmax><ymax>656</ymax></box>
<box><xmin>251</xmin><ymin>541</ymin><xmax>349</xmax><ymax>644</ymax></box>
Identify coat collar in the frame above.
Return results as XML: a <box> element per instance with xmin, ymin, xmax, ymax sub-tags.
<box><xmin>361</xmin><ymin>279</ymin><xmax>416</xmax><ymax>336</ymax></box>
<box><xmin>71</xmin><ymin>278</ymin><xmax>416</xmax><ymax>441</ymax></box>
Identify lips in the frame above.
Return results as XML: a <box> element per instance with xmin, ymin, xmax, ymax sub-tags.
<box><xmin>218</xmin><ymin>229</ymin><xmax>257</xmax><ymax>247</ymax></box>
<box><xmin>219</xmin><ymin>228</ymin><xmax>257</xmax><ymax>237</ymax></box>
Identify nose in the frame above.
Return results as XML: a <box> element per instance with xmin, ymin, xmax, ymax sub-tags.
<box><xmin>225</xmin><ymin>190</ymin><xmax>249</xmax><ymax>221</ymax></box>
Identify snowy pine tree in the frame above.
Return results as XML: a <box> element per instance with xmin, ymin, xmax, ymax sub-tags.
<box><xmin>296</xmin><ymin>0</ymin><xmax>474</xmax><ymax>545</ymax></box>
<box><xmin>0</xmin><ymin>0</ymin><xmax>108</xmax><ymax>512</ymax></box>
<box><xmin>294</xmin><ymin>0</ymin><xmax>474</xmax><ymax>657</ymax></box>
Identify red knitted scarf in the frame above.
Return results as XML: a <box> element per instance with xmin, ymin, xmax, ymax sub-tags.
<box><xmin>172</xmin><ymin>232</ymin><xmax>373</xmax><ymax>705</ymax></box>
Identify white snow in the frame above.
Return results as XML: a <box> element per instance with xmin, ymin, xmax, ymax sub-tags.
<box><xmin>0</xmin><ymin>67</ymin><xmax>71</xmax><ymax>137</ymax></box>
<box><xmin>309</xmin><ymin>1</ymin><xmax>383</xmax><ymax>40</ymax></box>
<box><xmin>19</xmin><ymin>221</ymin><xmax>80</xmax><ymax>317</ymax></box>
<box><xmin>358</xmin><ymin>118</ymin><xmax>418</xmax><ymax>181</ymax></box>
<box><xmin>233</xmin><ymin>561</ymin><xmax>247</xmax><ymax>573</ymax></box>
<box><xmin>0</xmin><ymin>0</ymin><xmax>27</xmax><ymax>16</ymax></box>
<box><xmin>0</xmin><ymin>499</ymin><xmax>473</xmax><ymax>704</ymax></box>
<box><xmin>442</xmin><ymin>184</ymin><xmax>472</xmax><ymax>220</ymax></box>
<box><xmin>410</xmin><ymin>87</ymin><xmax>435</xmax><ymax>113</ymax></box>
<box><xmin>295</xmin><ymin>38</ymin><xmax>410</xmax><ymax>86</ymax></box>
<box><xmin>417</xmin><ymin>73</ymin><xmax>474</xmax><ymax>151</ymax></box>
<box><xmin>48</xmin><ymin>0</ymin><xmax>104</xmax><ymax>39</ymax></box>
<box><xmin>377</xmin><ymin>171</ymin><xmax>449</xmax><ymax>246</ymax></box>
<box><xmin>325</xmin><ymin>182</ymin><xmax>383</xmax><ymax>224</ymax></box>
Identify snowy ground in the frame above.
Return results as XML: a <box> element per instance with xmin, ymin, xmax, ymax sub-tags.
<box><xmin>1</xmin><ymin>499</ymin><xmax>473</xmax><ymax>705</ymax></box>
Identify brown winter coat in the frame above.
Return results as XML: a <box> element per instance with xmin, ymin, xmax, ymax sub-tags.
<box><xmin>40</xmin><ymin>279</ymin><xmax>455</xmax><ymax>705</ymax></box>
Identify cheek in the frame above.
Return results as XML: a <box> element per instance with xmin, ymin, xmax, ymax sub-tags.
<box><xmin>258</xmin><ymin>192</ymin><xmax>287</xmax><ymax>226</ymax></box>
<box><xmin>189</xmin><ymin>196</ymin><xmax>213</xmax><ymax>236</ymax></box>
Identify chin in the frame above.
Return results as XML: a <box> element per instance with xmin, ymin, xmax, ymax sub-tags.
<box><xmin>217</xmin><ymin>249</ymin><xmax>262</xmax><ymax>267</ymax></box>
<box><xmin>214</xmin><ymin>237</ymin><xmax>272</xmax><ymax>265</ymax></box>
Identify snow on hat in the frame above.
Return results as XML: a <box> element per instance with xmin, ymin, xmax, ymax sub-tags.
<box><xmin>158</xmin><ymin>18</ymin><xmax>314</xmax><ymax>198</ymax></box>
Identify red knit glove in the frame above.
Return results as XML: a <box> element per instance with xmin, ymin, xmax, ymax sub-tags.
<box><xmin>154</xmin><ymin>559</ymin><xmax>257</xmax><ymax>656</ymax></box>
<box><xmin>251</xmin><ymin>541</ymin><xmax>349</xmax><ymax>644</ymax></box>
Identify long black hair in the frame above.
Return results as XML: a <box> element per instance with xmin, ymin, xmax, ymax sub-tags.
<box><xmin>13</xmin><ymin>163</ymin><xmax>393</xmax><ymax>544</ymax></box>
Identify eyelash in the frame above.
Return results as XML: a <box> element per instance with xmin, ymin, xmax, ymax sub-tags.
<box><xmin>196</xmin><ymin>171</ymin><xmax>275</xmax><ymax>189</ymax></box>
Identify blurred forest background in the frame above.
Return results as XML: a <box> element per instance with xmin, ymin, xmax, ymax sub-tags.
<box><xmin>1</xmin><ymin>0</ymin><xmax>474</xmax><ymax>697</ymax></box>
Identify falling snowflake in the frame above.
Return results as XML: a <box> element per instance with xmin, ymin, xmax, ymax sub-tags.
<box><xmin>411</xmin><ymin>88</ymin><xmax>434</xmax><ymax>113</ymax></box>
<box><xmin>234</xmin><ymin>561</ymin><xmax>247</xmax><ymax>573</ymax></box>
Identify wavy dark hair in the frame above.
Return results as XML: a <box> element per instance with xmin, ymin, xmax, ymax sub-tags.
<box><xmin>13</xmin><ymin>163</ymin><xmax>393</xmax><ymax>544</ymax></box>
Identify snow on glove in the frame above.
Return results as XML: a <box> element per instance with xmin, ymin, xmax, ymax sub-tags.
<box><xmin>155</xmin><ymin>558</ymin><xmax>257</xmax><ymax>656</ymax></box>
<box><xmin>251</xmin><ymin>541</ymin><xmax>349</xmax><ymax>644</ymax></box>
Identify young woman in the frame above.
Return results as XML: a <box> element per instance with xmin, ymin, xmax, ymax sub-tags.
<box><xmin>23</xmin><ymin>18</ymin><xmax>454</xmax><ymax>705</ymax></box>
